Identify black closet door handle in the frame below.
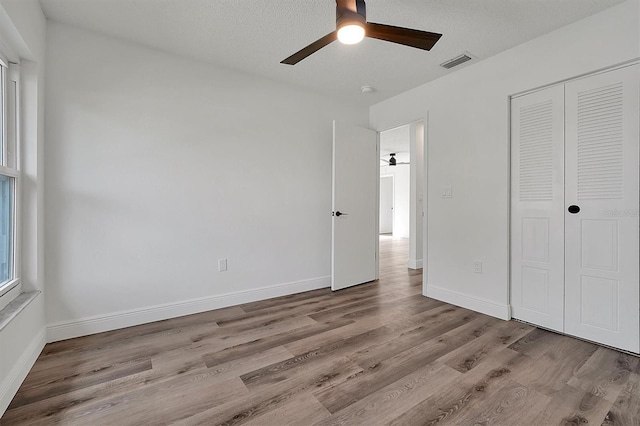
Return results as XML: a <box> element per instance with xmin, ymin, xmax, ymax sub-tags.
<box><xmin>568</xmin><ymin>205</ymin><xmax>580</xmax><ymax>214</ymax></box>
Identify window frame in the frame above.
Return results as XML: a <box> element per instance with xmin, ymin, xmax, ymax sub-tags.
<box><xmin>0</xmin><ymin>54</ymin><xmax>21</xmax><ymax>304</ymax></box>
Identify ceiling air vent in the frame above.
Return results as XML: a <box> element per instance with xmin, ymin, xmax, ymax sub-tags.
<box><xmin>440</xmin><ymin>52</ymin><xmax>474</xmax><ymax>69</ymax></box>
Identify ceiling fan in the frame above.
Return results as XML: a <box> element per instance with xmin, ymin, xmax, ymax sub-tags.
<box><xmin>381</xmin><ymin>153</ymin><xmax>409</xmax><ymax>166</ymax></box>
<box><xmin>281</xmin><ymin>0</ymin><xmax>442</xmax><ymax>65</ymax></box>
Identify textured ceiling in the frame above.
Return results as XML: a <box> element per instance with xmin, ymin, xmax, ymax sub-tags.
<box><xmin>380</xmin><ymin>125</ymin><xmax>410</xmax><ymax>164</ymax></box>
<box><xmin>39</xmin><ymin>0</ymin><xmax>625</xmax><ymax>107</ymax></box>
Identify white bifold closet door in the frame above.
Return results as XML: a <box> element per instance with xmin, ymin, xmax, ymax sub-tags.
<box><xmin>564</xmin><ymin>65</ymin><xmax>640</xmax><ymax>353</ymax></box>
<box><xmin>512</xmin><ymin>64</ymin><xmax>640</xmax><ymax>353</ymax></box>
<box><xmin>511</xmin><ymin>85</ymin><xmax>566</xmax><ymax>333</ymax></box>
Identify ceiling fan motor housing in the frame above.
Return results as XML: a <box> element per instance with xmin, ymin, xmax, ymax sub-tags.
<box><xmin>336</xmin><ymin>0</ymin><xmax>366</xmax><ymax>31</ymax></box>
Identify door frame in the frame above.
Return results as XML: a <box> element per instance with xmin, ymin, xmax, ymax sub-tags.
<box><xmin>375</xmin><ymin>118</ymin><xmax>427</xmax><ymax>279</ymax></box>
<box><xmin>375</xmin><ymin>132</ymin><xmax>380</xmax><ymax>280</ymax></box>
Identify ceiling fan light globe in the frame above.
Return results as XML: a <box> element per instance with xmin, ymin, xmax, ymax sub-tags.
<box><xmin>337</xmin><ymin>24</ymin><xmax>365</xmax><ymax>45</ymax></box>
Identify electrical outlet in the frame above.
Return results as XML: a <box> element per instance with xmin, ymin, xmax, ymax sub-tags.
<box><xmin>218</xmin><ymin>258</ymin><xmax>228</xmax><ymax>272</ymax></box>
<box><xmin>474</xmin><ymin>261</ymin><xmax>482</xmax><ymax>274</ymax></box>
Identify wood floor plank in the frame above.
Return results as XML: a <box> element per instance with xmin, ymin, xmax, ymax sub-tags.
<box><xmin>240</xmin><ymin>288</ymin><xmax>330</xmax><ymax>313</ymax></box>
<box><xmin>215</xmin><ymin>291</ymin><xmax>399</xmax><ymax>332</ymax></box>
<box><xmin>311</xmin><ymin>364</ymin><xmax>462</xmax><ymax>426</ymax></box>
<box><xmin>173</xmin><ymin>357</ymin><xmax>362</xmax><ymax>426</ymax></box>
<box><xmin>202</xmin><ymin>318</ymin><xmax>354</xmax><ymax>368</ymax></box>
<box><xmin>386</xmin><ymin>348</ymin><xmax>533</xmax><ymax>426</ymax></box>
<box><xmin>307</xmin><ymin>293</ymin><xmax>432</xmax><ymax>323</ymax></box>
<box><xmin>242</xmin><ymin>392</ymin><xmax>331</xmax><ymax>426</ymax></box>
<box><xmin>50</xmin><ymin>375</ymin><xmax>247</xmax><ymax>426</ymax></box>
<box><xmin>531</xmin><ymin>383</ymin><xmax>611</xmax><ymax>426</ymax></box>
<box><xmin>22</xmin><ymin>322</ymin><xmax>198</xmax><ymax>387</ymax></box>
<box><xmin>200</xmin><ymin>346</ymin><xmax>294</xmax><ymax>383</ymax></box>
<box><xmin>433</xmin><ymin>315</ymin><xmax>513</xmax><ymax>352</ymax></box>
<box><xmin>450</xmin><ymin>379</ymin><xmax>551</xmax><ymax>426</ymax></box>
<box><xmin>602</xmin><ymin>373</ymin><xmax>640</xmax><ymax>425</ymax></box>
<box><xmin>507</xmin><ymin>327</ymin><xmax>566</xmax><ymax>358</ymax></box>
<box><xmin>1</xmin><ymin>347</ymin><xmax>292</xmax><ymax>425</ymax></box>
<box><xmin>4</xmin><ymin>236</ymin><xmax>640</xmax><ymax>425</ymax></box>
<box><xmin>241</xmin><ymin>326</ymin><xmax>393</xmax><ymax>391</ymax></box>
<box><xmin>346</xmin><ymin>305</ymin><xmax>478</xmax><ymax>369</ymax></box>
<box><xmin>439</xmin><ymin>319</ymin><xmax>533</xmax><ymax>374</ymax></box>
<box><xmin>239</xmin><ymin>284</ymin><xmax>399</xmax><ymax>317</ymax></box>
<box><xmin>38</xmin><ymin>306</ymin><xmax>243</xmax><ymax>358</ymax></box>
<box><xmin>513</xmin><ymin>334</ymin><xmax>599</xmax><ymax>397</ymax></box>
<box><xmin>8</xmin><ymin>357</ymin><xmax>153</xmax><ymax>410</ymax></box>
<box><xmin>313</xmin><ymin>328</ymin><xmax>481</xmax><ymax>414</ymax></box>
<box><xmin>567</xmin><ymin>346</ymin><xmax>639</xmax><ymax>403</ymax></box>
<box><xmin>283</xmin><ymin>300</ymin><xmax>448</xmax><ymax>356</ymax></box>
<box><xmin>190</xmin><ymin>313</ymin><xmax>318</xmax><ymax>348</ymax></box>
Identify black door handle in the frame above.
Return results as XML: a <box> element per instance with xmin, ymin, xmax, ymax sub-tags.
<box><xmin>335</xmin><ymin>211</ymin><xmax>347</xmax><ymax>217</ymax></box>
<box><xmin>568</xmin><ymin>205</ymin><xmax>580</xmax><ymax>214</ymax></box>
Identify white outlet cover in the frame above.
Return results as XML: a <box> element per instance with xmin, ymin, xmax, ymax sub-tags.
<box><xmin>218</xmin><ymin>258</ymin><xmax>228</xmax><ymax>272</ymax></box>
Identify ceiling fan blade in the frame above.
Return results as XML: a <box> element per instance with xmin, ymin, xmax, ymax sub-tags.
<box><xmin>381</xmin><ymin>158</ymin><xmax>390</xmax><ymax>163</ymax></box>
<box><xmin>365</xmin><ymin>22</ymin><xmax>442</xmax><ymax>51</ymax></box>
<box><xmin>281</xmin><ymin>31</ymin><xmax>337</xmax><ymax>65</ymax></box>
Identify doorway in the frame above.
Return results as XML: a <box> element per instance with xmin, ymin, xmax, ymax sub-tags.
<box><xmin>378</xmin><ymin>120</ymin><xmax>425</xmax><ymax>272</ymax></box>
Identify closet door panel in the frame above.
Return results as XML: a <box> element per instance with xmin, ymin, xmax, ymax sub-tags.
<box><xmin>511</xmin><ymin>85</ymin><xmax>565</xmax><ymax>332</ymax></box>
<box><xmin>564</xmin><ymin>65</ymin><xmax>640</xmax><ymax>353</ymax></box>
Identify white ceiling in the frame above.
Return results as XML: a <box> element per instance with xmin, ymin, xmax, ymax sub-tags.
<box><xmin>39</xmin><ymin>0</ymin><xmax>625</xmax><ymax>108</ymax></box>
<box><xmin>380</xmin><ymin>125</ymin><xmax>410</xmax><ymax>164</ymax></box>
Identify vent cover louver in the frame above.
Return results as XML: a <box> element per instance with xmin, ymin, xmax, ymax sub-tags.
<box><xmin>440</xmin><ymin>53</ymin><xmax>474</xmax><ymax>69</ymax></box>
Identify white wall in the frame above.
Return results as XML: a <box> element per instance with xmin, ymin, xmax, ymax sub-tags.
<box><xmin>0</xmin><ymin>0</ymin><xmax>46</xmax><ymax>416</ymax></box>
<box><xmin>44</xmin><ymin>22</ymin><xmax>367</xmax><ymax>340</ymax></box>
<box><xmin>370</xmin><ymin>0</ymin><xmax>640</xmax><ymax>319</ymax></box>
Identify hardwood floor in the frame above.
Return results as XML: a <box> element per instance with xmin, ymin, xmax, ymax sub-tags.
<box><xmin>3</xmin><ymin>235</ymin><xmax>640</xmax><ymax>425</ymax></box>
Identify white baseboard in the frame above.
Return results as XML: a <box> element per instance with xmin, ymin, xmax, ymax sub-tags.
<box><xmin>47</xmin><ymin>276</ymin><xmax>330</xmax><ymax>343</ymax></box>
<box><xmin>425</xmin><ymin>284</ymin><xmax>511</xmax><ymax>320</ymax></box>
<box><xmin>0</xmin><ymin>328</ymin><xmax>45</xmax><ymax>416</ymax></box>
<box><xmin>408</xmin><ymin>259</ymin><xmax>423</xmax><ymax>270</ymax></box>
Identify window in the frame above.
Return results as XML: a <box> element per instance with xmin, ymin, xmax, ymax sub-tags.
<box><xmin>0</xmin><ymin>57</ymin><xmax>19</xmax><ymax>301</ymax></box>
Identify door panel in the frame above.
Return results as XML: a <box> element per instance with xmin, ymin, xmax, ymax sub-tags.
<box><xmin>564</xmin><ymin>65</ymin><xmax>640</xmax><ymax>353</ymax></box>
<box><xmin>511</xmin><ymin>85</ymin><xmax>565</xmax><ymax>332</ymax></box>
<box><xmin>332</xmin><ymin>121</ymin><xmax>378</xmax><ymax>291</ymax></box>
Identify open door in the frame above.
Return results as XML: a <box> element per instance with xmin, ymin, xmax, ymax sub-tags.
<box><xmin>332</xmin><ymin>121</ymin><xmax>378</xmax><ymax>291</ymax></box>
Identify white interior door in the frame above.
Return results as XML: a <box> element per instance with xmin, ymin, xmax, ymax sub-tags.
<box><xmin>379</xmin><ymin>175</ymin><xmax>394</xmax><ymax>234</ymax></box>
<box><xmin>511</xmin><ymin>85</ymin><xmax>566</xmax><ymax>332</ymax></box>
<box><xmin>332</xmin><ymin>121</ymin><xmax>378</xmax><ymax>291</ymax></box>
<box><xmin>564</xmin><ymin>65</ymin><xmax>640</xmax><ymax>353</ymax></box>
